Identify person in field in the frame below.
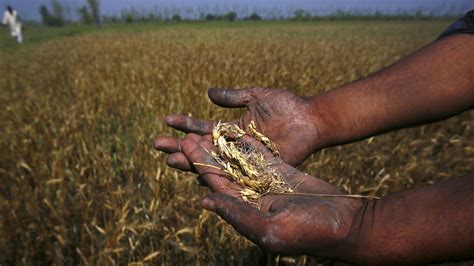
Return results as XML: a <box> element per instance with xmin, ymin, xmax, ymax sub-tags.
<box><xmin>2</xmin><ymin>5</ymin><xmax>23</xmax><ymax>43</ymax></box>
<box><xmin>155</xmin><ymin>10</ymin><xmax>474</xmax><ymax>264</ymax></box>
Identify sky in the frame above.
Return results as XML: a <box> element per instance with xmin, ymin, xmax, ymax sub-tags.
<box><xmin>1</xmin><ymin>0</ymin><xmax>472</xmax><ymax>21</ymax></box>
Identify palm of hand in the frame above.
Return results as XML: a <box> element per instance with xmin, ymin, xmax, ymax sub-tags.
<box><xmin>180</xmin><ymin>133</ymin><xmax>361</xmax><ymax>255</ymax></box>
<box><xmin>257</xmin><ymin>194</ymin><xmax>360</xmax><ymax>255</ymax></box>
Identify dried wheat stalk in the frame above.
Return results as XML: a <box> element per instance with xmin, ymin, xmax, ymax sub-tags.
<box><xmin>206</xmin><ymin>121</ymin><xmax>292</xmax><ymax>206</ymax></box>
<box><xmin>194</xmin><ymin>121</ymin><xmax>379</xmax><ymax>207</ymax></box>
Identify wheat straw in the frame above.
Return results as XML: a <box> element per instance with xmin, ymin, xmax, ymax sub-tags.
<box><xmin>193</xmin><ymin>121</ymin><xmax>379</xmax><ymax>207</ymax></box>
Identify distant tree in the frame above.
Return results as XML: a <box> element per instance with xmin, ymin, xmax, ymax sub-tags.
<box><xmin>77</xmin><ymin>6</ymin><xmax>93</xmax><ymax>24</ymax></box>
<box><xmin>205</xmin><ymin>13</ymin><xmax>215</xmax><ymax>21</ymax></box>
<box><xmin>146</xmin><ymin>11</ymin><xmax>161</xmax><ymax>22</ymax></box>
<box><xmin>293</xmin><ymin>9</ymin><xmax>311</xmax><ymax>21</ymax></box>
<box><xmin>123</xmin><ymin>12</ymin><xmax>134</xmax><ymax>23</ymax></box>
<box><xmin>248</xmin><ymin>12</ymin><xmax>261</xmax><ymax>21</ymax></box>
<box><xmin>87</xmin><ymin>0</ymin><xmax>101</xmax><ymax>27</ymax></box>
<box><xmin>335</xmin><ymin>9</ymin><xmax>350</xmax><ymax>17</ymax></box>
<box><xmin>39</xmin><ymin>1</ymin><xmax>64</xmax><ymax>26</ymax></box>
<box><xmin>224</xmin><ymin>11</ymin><xmax>237</xmax><ymax>21</ymax></box>
<box><xmin>121</xmin><ymin>8</ymin><xmax>140</xmax><ymax>23</ymax></box>
<box><xmin>39</xmin><ymin>4</ymin><xmax>51</xmax><ymax>24</ymax></box>
<box><xmin>171</xmin><ymin>14</ymin><xmax>181</xmax><ymax>22</ymax></box>
<box><xmin>51</xmin><ymin>0</ymin><xmax>65</xmax><ymax>22</ymax></box>
<box><xmin>109</xmin><ymin>15</ymin><xmax>118</xmax><ymax>23</ymax></box>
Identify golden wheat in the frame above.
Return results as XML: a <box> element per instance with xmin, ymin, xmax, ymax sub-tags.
<box><xmin>0</xmin><ymin>21</ymin><xmax>472</xmax><ymax>265</ymax></box>
<box><xmin>207</xmin><ymin>121</ymin><xmax>292</xmax><ymax>206</ymax></box>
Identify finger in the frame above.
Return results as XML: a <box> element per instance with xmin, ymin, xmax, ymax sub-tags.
<box><xmin>208</xmin><ymin>87</ymin><xmax>255</xmax><ymax>108</ymax></box>
<box><xmin>203</xmin><ymin>134</ymin><xmax>213</xmax><ymax>143</ymax></box>
<box><xmin>183</xmin><ymin>133</ymin><xmax>207</xmax><ymax>144</ymax></box>
<box><xmin>196</xmin><ymin>139</ymin><xmax>218</xmax><ymax>155</ymax></box>
<box><xmin>181</xmin><ymin>135</ymin><xmax>220</xmax><ymax>170</ymax></box>
<box><xmin>154</xmin><ymin>133</ymin><xmax>204</xmax><ymax>153</ymax></box>
<box><xmin>165</xmin><ymin>114</ymin><xmax>214</xmax><ymax>134</ymax></box>
<box><xmin>201</xmin><ymin>193</ymin><xmax>269</xmax><ymax>244</ymax></box>
<box><xmin>166</xmin><ymin>153</ymin><xmax>192</xmax><ymax>171</ymax></box>
<box><xmin>193</xmin><ymin>136</ymin><xmax>243</xmax><ymax>196</ymax></box>
<box><xmin>154</xmin><ymin>136</ymin><xmax>181</xmax><ymax>153</ymax></box>
<box><xmin>259</xmin><ymin>194</ymin><xmax>295</xmax><ymax>213</ymax></box>
<box><xmin>181</xmin><ymin>138</ymin><xmax>241</xmax><ymax>194</ymax></box>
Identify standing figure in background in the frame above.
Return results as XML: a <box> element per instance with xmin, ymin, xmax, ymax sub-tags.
<box><xmin>2</xmin><ymin>5</ymin><xmax>23</xmax><ymax>43</ymax></box>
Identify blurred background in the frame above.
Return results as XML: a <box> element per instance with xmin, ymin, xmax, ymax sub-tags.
<box><xmin>1</xmin><ymin>0</ymin><xmax>472</xmax><ymax>22</ymax></box>
<box><xmin>0</xmin><ymin>0</ymin><xmax>473</xmax><ymax>265</ymax></box>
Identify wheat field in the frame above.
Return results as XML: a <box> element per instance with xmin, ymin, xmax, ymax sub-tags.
<box><xmin>0</xmin><ymin>21</ymin><xmax>473</xmax><ymax>265</ymax></box>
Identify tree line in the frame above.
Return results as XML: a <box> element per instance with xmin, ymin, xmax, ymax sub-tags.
<box><xmin>39</xmin><ymin>0</ymin><xmax>455</xmax><ymax>27</ymax></box>
<box><xmin>40</xmin><ymin>0</ymin><xmax>100</xmax><ymax>26</ymax></box>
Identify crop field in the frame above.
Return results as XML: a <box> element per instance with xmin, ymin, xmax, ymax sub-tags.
<box><xmin>0</xmin><ymin>20</ymin><xmax>473</xmax><ymax>265</ymax></box>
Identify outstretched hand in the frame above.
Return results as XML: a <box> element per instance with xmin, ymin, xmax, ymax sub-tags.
<box><xmin>155</xmin><ymin>87</ymin><xmax>323</xmax><ymax>171</ymax></box>
<box><xmin>179</xmin><ymin>133</ymin><xmax>361</xmax><ymax>257</ymax></box>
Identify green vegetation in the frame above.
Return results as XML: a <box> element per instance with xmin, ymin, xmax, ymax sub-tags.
<box><xmin>77</xmin><ymin>0</ymin><xmax>101</xmax><ymax>26</ymax></box>
<box><xmin>32</xmin><ymin>0</ymin><xmax>459</xmax><ymax>26</ymax></box>
<box><xmin>1</xmin><ymin>20</ymin><xmax>472</xmax><ymax>265</ymax></box>
<box><xmin>39</xmin><ymin>0</ymin><xmax>66</xmax><ymax>26</ymax></box>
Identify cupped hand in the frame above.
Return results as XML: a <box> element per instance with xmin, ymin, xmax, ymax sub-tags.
<box><xmin>179</xmin><ymin>133</ymin><xmax>362</xmax><ymax>257</ymax></box>
<box><xmin>154</xmin><ymin>87</ymin><xmax>322</xmax><ymax>171</ymax></box>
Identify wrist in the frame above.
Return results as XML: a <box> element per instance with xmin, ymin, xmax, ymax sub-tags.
<box><xmin>306</xmin><ymin>93</ymin><xmax>339</xmax><ymax>151</ymax></box>
<box><xmin>301</xmin><ymin>198</ymin><xmax>366</xmax><ymax>263</ymax></box>
<box><xmin>307</xmin><ymin>79</ymin><xmax>377</xmax><ymax>150</ymax></box>
<box><xmin>320</xmin><ymin>201</ymin><xmax>370</xmax><ymax>264</ymax></box>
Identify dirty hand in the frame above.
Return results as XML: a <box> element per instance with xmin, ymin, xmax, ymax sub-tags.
<box><xmin>179</xmin><ymin>133</ymin><xmax>361</xmax><ymax>257</ymax></box>
<box><xmin>155</xmin><ymin>87</ymin><xmax>323</xmax><ymax>171</ymax></box>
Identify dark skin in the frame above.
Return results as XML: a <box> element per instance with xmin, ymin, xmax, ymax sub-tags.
<box><xmin>181</xmin><ymin>133</ymin><xmax>474</xmax><ymax>264</ymax></box>
<box><xmin>180</xmin><ymin>133</ymin><xmax>362</xmax><ymax>257</ymax></box>
<box><xmin>157</xmin><ymin>88</ymin><xmax>321</xmax><ymax>166</ymax></box>
<box><xmin>155</xmin><ymin>34</ymin><xmax>474</xmax><ymax>264</ymax></box>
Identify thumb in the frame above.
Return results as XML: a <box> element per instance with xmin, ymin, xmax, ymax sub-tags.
<box><xmin>208</xmin><ymin>87</ymin><xmax>253</xmax><ymax>108</ymax></box>
<box><xmin>201</xmin><ymin>193</ymin><xmax>269</xmax><ymax>243</ymax></box>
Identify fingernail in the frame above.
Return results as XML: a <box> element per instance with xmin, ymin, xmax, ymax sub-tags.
<box><xmin>201</xmin><ymin>197</ymin><xmax>216</xmax><ymax>211</ymax></box>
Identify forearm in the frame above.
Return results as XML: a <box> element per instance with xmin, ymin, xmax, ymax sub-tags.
<box><xmin>310</xmin><ymin>34</ymin><xmax>474</xmax><ymax>149</ymax></box>
<box><xmin>339</xmin><ymin>174</ymin><xmax>474</xmax><ymax>264</ymax></box>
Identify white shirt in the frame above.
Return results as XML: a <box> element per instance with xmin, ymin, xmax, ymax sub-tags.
<box><xmin>3</xmin><ymin>10</ymin><xmax>22</xmax><ymax>36</ymax></box>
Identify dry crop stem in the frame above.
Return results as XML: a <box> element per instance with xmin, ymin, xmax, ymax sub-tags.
<box><xmin>0</xmin><ymin>21</ymin><xmax>472</xmax><ymax>265</ymax></box>
<box><xmin>207</xmin><ymin>121</ymin><xmax>293</xmax><ymax>206</ymax></box>
<box><xmin>204</xmin><ymin>121</ymin><xmax>379</xmax><ymax>206</ymax></box>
